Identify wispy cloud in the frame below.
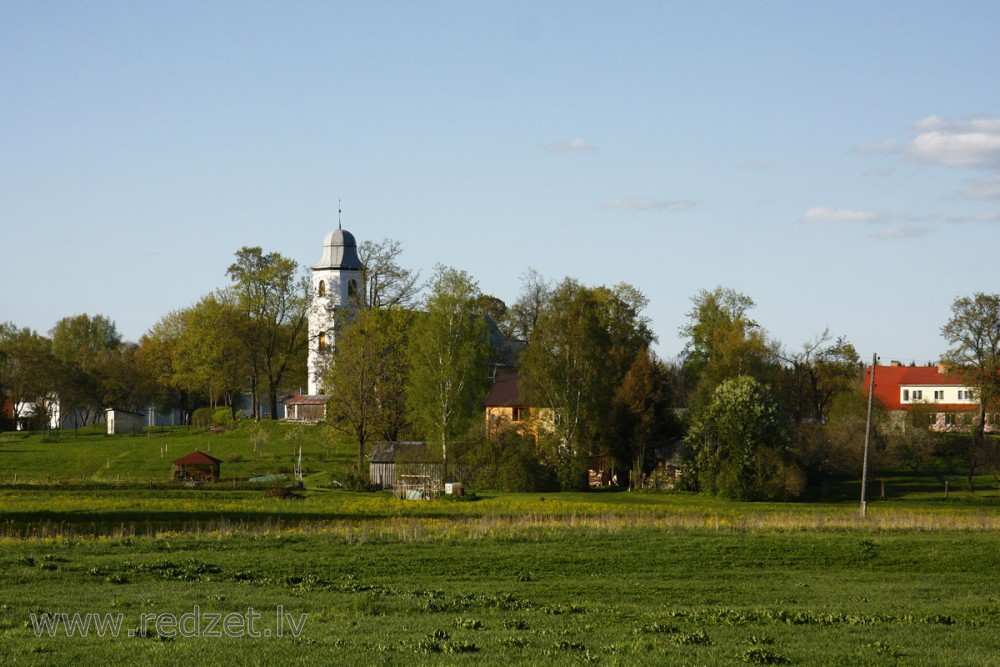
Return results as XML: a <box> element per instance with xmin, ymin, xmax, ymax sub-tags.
<box><xmin>868</xmin><ymin>226</ymin><xmax>929</xmax><ymax>240</ymax></box>
<box><xmin>803</xmin><ymin>205</ymin><xmax>1000</xmax><ymax>235</ymax></box>
<box><xmin>853</xmin><ymin>139</ymin><xmax>898</xmax><ymax>155</ymax></box>
<box><xmin>599</xmin><ymin>197</ymin><xmax>697</xmax><ymax>212</ymax></box>
<box><xmin>815</xmin><ymin>115</ymin><xmax>1000</xmax><ymax>238</ymax></box>
<box><xmin>545</xmin><ymin>138</ymin><xmax>599</xmax><ymax>153</ymax></box>
<box><xmin>802</xmin><ymin>207</ymin><xmax>881</xmax><ymax>223</ymax></box>
<box><xmin>941</xmin><ymin>211</ymin><xmax>1000</xmax><ymax>224</ymax></box>
<box><xmin>959</xmin><ymin>175</ymin><xmax>1000</xmax><ymax>200</ymax></box>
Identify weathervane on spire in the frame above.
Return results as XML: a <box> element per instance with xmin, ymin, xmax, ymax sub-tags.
<box><xmin>338</xmin><ymin>198</ymin><xmax>342</xmax><ymax>230</ymax></box>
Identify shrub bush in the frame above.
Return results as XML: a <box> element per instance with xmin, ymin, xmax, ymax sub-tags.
<box><xmin>341</xmin><ymin>466</ymin><xmax>372</xmax><ymax>492</ymax></box>
<box><xmin>191</xmin><ymin>408</ymin><xmax>215</xmax><ymax>428</ymax></box>
<box><xmin>213</xmin><ymin>407</ymin><xmax>234</xmax><ymax>426</ymax></box>
<box><xmin>456</xmin><ymin>432</ymin><xmax>557</xmax><ymax>493</ymax></box>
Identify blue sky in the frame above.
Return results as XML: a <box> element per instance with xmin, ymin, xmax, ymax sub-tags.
<box><xmin>2</xmin><ymin>1</ymin><xmax>999</xmax><ymax>365</ymax></box>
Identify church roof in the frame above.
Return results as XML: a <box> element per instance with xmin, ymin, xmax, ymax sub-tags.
<box><xmin>315</xmin><ymin>227</ymin><xmax>364</xmax><ymax>270</ymax></box>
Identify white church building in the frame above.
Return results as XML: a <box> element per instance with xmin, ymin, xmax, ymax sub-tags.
<box><xmin>285</xmin><ymin>225</ymin><xmax>364</xmax><ymax>421</ymax></box>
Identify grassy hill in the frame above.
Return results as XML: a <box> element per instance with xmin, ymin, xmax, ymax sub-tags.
<box><xmin>0</xmin><ymin>421</ymin><xmax>358</xmax><ymax>489</ymax></box>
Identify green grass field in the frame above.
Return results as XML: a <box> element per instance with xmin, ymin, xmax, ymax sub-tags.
<box><xmin>3</xmin><ymin>425</ymin><xmax>1000</xmax><ymax>665</ymax></box>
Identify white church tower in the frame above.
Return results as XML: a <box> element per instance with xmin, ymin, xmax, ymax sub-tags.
<box><xmin>307</xmin><ymin>225</ymin><xmax>364</xmax><ymax>395</ymax></box>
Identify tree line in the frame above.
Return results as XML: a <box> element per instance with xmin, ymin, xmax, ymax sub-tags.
<box><xmin>2</xmin><ymin>239</ymin><xmax>998</xmax><ymax>498</ymax></box>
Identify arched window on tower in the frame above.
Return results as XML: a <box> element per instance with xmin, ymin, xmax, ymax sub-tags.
<box><xmin>348</xmin><ymin>279</ymin><xmax>358</xmax><ymax>299</ymax></box>
<box><xmin>318</xmin><ymin>331</ymin><xmax>327</xmax><ymax>351</ymax></box>
<box><xmin>318</xmin><ymin>280</ymin><xmax>326</xmax><ymax>297</ymax></box>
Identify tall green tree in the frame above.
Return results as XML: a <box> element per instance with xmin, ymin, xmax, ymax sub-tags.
<box><xmin>778</xmin><ymin>330</ymin><xmax>862</xmax><ymax>424</ymax></box>
<box><xmin>520</xmin><ymin>279</ymin><xmax>655</xmax><ymax>489</ymax></box>
<box><xmin>508</xmin><ymin>268</ymin><xmax>551</xmax><ymax>343</ymax></box>
<box><xmin>49</xmin><ymin>314</ymin><xmax>123</xmax><ymax>425</ymax></box>
<box><xmin>322</xmin><ymin>307</ymin><xmax>413</xmax><ymax>468</ymax></box>
<box><xmin>406</xmin><ymin>266</ymin><xmax>492</xmax><ymax>470</ymax></box>
<box><xmin>357</xmin><ymin>238</ymin><xmax>423</xmax><ymax>309</ymax></box>
<box><xmin>138</xmin><ymin>295</ymin><xmax>249</xmax><ymax>421</ymax></box>
<box><xmin>0</xmin><ymin>324</ymin><xmax>57</xmax><ymax>428</ymax></box>
<box><xmin>94</xmin><ymin>341</ymin><xmax>152</xmax><ymax>414</ymax></box>
<box><xmin>136</xmin><ymin>311</ymin><xmax>194</xmax><ymax>422</ymax></box>
<box><xmin>521</xmin><ymin>279</ymin><xmax>610</xmax><ymax>468</ymax></box>
<box><xmin>940</xmin><ymin>292</ymin><xmax>1000</xmax><ymax>486</ymax></box>
<box><xmin>687</xmin><ymin>375</ymin><xmax>802</xmax><ymax>500</ymax></box>
<box><xmin>609</xmin><ymin>347</ymin><xmax>677</xmax><ymax>479</ymax></box>
<box><xmin>225</xmin><ymin>247</ymin><xmax>310</xmax><ymax>419</ymax></box>
<box><xmin>178</xmin><ymin>295</ymin><xmax>248</xmax><ymax>414</ymax></box>
<box><xmin>679</xmin><ymin>286</ymin><xmax>778</xmax><ymax>407</ymax></box>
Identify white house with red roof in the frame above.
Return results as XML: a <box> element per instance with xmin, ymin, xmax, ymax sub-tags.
<box><xmin>862</xmin><ymin>362</ymin><xmax>996</xmax><ymax>432</ymax></box>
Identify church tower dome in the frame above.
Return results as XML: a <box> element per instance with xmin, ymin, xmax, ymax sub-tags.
<box><xmin>316</xmin><ymin>228</ymin><xmax>364</xmax><ymax>270</ymax></box>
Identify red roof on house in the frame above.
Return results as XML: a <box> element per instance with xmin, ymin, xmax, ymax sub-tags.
<box><xmin>172</xmin><ymin>450</ymin><xmax>223</xmax><ymax>466</ymax></box>
<box><xmin>485</xmin><ymin>370</ymin><xmax>526</xmax><ymax>407</ymax></box>
<box><xmin>863</xmin><ymin>365</ymin><xmax>972</xmax><ymax>411</ymax></box>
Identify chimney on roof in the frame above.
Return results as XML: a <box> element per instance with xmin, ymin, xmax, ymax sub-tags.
<box><xmin>938</xmin><ymin>362</ymin><xmax>950</xmax><ymax>374</ymax></box>
<box><xmin>890</xmin><ymin>360</ymin><xmax>902</xmax><ymax>367</ymax></box>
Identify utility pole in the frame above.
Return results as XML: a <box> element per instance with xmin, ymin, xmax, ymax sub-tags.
<box><xmin>861</xmin><ymin>353</ymin><xmax>877</xmax><ymax>518</ymax></box>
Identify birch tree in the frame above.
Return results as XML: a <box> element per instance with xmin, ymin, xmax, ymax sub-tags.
<box><xmin>406</xmin><ymin>266</ymin><xmax>491</xmax><ymax>470</ymax></box>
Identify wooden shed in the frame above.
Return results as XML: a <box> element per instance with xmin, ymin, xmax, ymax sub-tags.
<box><xmin>172</xmin><ymin>450</ymin><xmax>222</xmax><ymax>482</ymax></box>
<box><xmin>368</xmin><ymin>442</ymin><xmax>441</xmax><ymax>495</ymax></box>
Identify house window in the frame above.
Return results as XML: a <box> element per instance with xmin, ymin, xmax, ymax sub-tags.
<box><xmin>934</xmin><ymin>390</ymin><xmax>944</xmax><ymax>400</ymax></box>
<box><xmin>945</xmin><ymin>413</ymin><xmax>957</xmax><ymax>426</ymax></box>
<box><xmin>902</xmin><ymin>390</ymin><xmax>909</xmax><ymax>401</ymax></box>
<box><xmin>318</xmin><ymin>280</ymin><xmax>326</xmax><ymax>297</ymax></box>
<box><xmin>318</xmin><ymin>332</ymin><xmax>327</xmax><ymax>351</ymax></box>
<box><xmin>958</xmin><ymin>390</ymin><xmax>973</xmax><ymax>400</ymax></box>
<box><xmin>512</xmin><ymin>407</ymin><xmax>528</xmax><ymax>422</ymax></box>
<box><xmin>912</xmin><ymin>390</ymin><xmax>923</xmax><ymax>401</ymax></box>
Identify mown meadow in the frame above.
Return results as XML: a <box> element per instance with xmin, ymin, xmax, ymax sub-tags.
<box><xmin>3</xmin><ymin>425</ymin><xmax>1000</xmax><ymax>665</ymax></box>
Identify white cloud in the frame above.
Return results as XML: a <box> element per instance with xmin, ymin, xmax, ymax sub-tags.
<box><xmin>942</xmin><ymin>211</ymin><xmax>1000</xmax><ymax>224</ymax></box>
<box><xmin>906</xmin><ymin>115</ymin><xmax>1000</xmax><ymax>167</ymax></box>
<box><xmin>599</xmin><ymin>197</ymin><xmax>696</xmax><ymax>212</ymax></box>
<box><xmin>868</xmin><ymin>226</ymin><xmax>929</xmax><ymax>240</ymax></box>
<box><xmin>802</xmin><ymin>207</ymin><xmax>881</xmax><ymax>223</ymax></box>
<box><xmin>802</xmin><ymin>205</ymin><xmax>1000</xmax><ymax>235</ymax></box>
<box><xmin>545</xmin><ymin>138</ymin><xmax>599</xmax><ymax>153</ymax></box>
